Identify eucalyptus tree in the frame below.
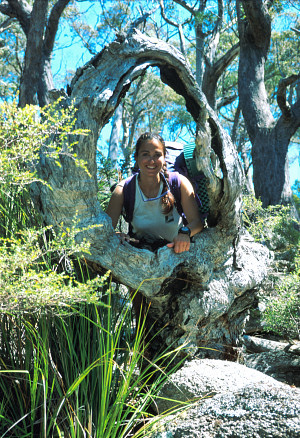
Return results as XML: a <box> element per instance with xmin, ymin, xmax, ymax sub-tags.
<box><xmin>159</xmin><ymin>0</ymin><xmax>240</xmax><ymax>111</ymax></box>
<box><xmin>0</xmin><ymin>0</ymin><xmax>289</xmax><ymax>355</ymax></box>
<box><xmin>0</xmin><ymin>17</ymin><xmax>24</xmax><ymax>100</ymax></box>
<box><xmin>0</xmin><ymin>0</ymin><xmax>72</xmax><ymax>107</ymax></box>
<box><xmin>160</xmin><ymin>0</ymin><xmax>300</xmax><ymax>207</ymax></box>
<box><xmin>236</xmin><ymin>0</ymin><xmax>300</xmax><ymax>207</ymax></box>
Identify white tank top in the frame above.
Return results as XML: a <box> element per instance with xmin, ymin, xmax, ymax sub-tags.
<box><xmin>131</xmin><ymin>180</ymin><xmax>182</xmax><ymax>242</ymax></box>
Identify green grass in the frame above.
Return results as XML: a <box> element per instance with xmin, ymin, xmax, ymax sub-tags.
<box><xmin>0</xmin><ymin>285</ymin><xmax>186</xmax><ymax>437</ymax></box>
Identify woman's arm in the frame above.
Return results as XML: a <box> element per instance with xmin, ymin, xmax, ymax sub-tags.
<box><xmin>167</xmin><ymin>175</ymin><xmax>203</xmax><ymax>253</ymax></box>
<box><xmin>106</xmin><ymin>184</ymin><xmax>139</xmax><ymax>244</ymax></box>
<box><xmin>105</xmin><ymin>184</ymin><xmax>124</xmax><ymax>229</ymax></box>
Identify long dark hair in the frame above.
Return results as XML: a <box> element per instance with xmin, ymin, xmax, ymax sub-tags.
<box><xmin>134</xmin><ymin>132</ymin><xmax>175</xmax><ymax>215</ymax></box>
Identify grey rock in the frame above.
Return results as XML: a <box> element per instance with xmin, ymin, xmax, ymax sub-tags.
<box><xmin>244</xmin><ymin>350</ymin><xmax>300</xmax><ymax>387</ymax></box>
<box><xmin>243</xmin><ymin>335</ymin><xmax>290</xmax><ymax>353</ymax></box>
<box><xmin>244</xmin><ymin>305</ymin><xmax>267</xmax><ymax>334</ymax></box>
<box><xmin>149</xmin><ymin>359</ymin><xmax>300</xmax><ymax>438</ymax></box>
<box><xmin>151</xmin><ymin>385</ymin><xmax>300</xmax><ymax>438</ymax></box>
<box><xmin>155</xmin><ymin>359</ymin><xmax>280</xmax><ymax>413</ymax></box>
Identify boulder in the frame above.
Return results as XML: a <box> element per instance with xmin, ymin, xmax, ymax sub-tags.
<box><xmin>149</xmin><ymin>359</ymin><xmax>300</xmax><ymax>438</ymax></box>
<box><xmin>242</xmin><ymin>336</ymin><xmax>300</xmax><ymax>386</ymax></box>
<box><xmin>243</xmin><ymin>335</ymin><xmax>290</xmax><ymax>353</ymax></box>
<box><xmin>244</xmin><ymin>350</ymin><xmax>300</xmax><ymax>387</ymax></box>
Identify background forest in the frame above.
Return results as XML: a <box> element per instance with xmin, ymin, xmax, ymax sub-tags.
<box><xmin>0</xmin><ymin>0</ymin><xmax>299</xmax><ymax>436</ymax></box>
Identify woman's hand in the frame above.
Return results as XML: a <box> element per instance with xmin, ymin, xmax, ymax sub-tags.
<box><xmin>116</xmin><ymin>232</ymin><xmax>139</xmax><ymax>245</ymax></box>
<box><xmin>166</xmin><ymin>233</ymin><xmax>190</xmax><ymax>253</ymax></box>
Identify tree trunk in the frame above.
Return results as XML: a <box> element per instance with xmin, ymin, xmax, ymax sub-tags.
<box><xmin>237</xmin><ymin>0</ymin><xmax>300</xmax><ymax>207</ymax></box>
<box><xmin>252</xmin><ymin>127</ymin><xmax>293</xmax><ymax>206</ymax></box>
<box><xmin>19</xmin><ymin>0</ymin><xmax>49</xmax><ymax>107</ymax></box>
<box><xmin>2</xmin><ymin>0</ymin><xmax>70</xmax><ymax>107</ymax></box>
<box><xmin>32</xmin><ymin>29</ymin><xmax>270</xmax><ymax>359</ymax></box>
<box><xmin>107</xmin><ymin>103</ymin><xmax>123</xmax><ymax>169</ymax></box>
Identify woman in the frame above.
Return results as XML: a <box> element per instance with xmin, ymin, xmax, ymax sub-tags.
<box><xmin>106</xmin><ymin>132</ymin><xmax>203</xmax><ymax>253</ymax></box>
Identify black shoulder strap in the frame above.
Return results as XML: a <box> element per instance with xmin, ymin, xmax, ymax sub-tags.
<box><xmin>169</xmin><ymin>171</ymin><xmax>189</xmax><ymax>224</ymax></box>
<box><xmin>122</xmin><ymin>173</ymin><xmax>137</xmax><ymax>224</ymax></box>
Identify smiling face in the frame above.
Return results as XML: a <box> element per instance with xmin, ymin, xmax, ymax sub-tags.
<box><xmin>135</xmin><ymin>138</ymin><xmax>166</xmax><ymax>178</ymax></box>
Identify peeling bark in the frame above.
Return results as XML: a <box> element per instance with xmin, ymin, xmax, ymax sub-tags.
<box><xmin>31</xmin><ymin>29</ymin><xmax>270</xmax><ymax>358</ymax></box>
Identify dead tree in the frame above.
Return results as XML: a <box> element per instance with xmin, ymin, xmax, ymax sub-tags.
<box><xmin>31</xmin><ymin>29</ymin><xmax>270</xmax><ymax>359</ymax></box>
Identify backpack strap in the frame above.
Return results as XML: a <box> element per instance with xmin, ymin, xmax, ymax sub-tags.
<box><xmin>183</xmin><ymin>143</ymin><xmax>209</xmax><ymax>218</ymax></box>
<box><xmin>122</xmin><ymin>173</ymin><xmax>137</xmax><ymax>224</ymax></box>
<box><xmin>168</xmin><ymin>171</ymin><xmax>189</xmax><ymax>225</ymax></box>
<box><xmin>183</xmin><ymin>143</ymin><xmax>198</xmax><ymax>177</ymax></box>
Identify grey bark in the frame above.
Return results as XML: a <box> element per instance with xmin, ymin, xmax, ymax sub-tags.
<box><xmin>32</xmin><ymin>29</ymin><xmax>270</xmax><ymax>357</ymax></box>
<box><xmin>0</xmin><ymin>0</ymin><xmax>70</xmax><ymax>107</ymax></box>
<box><xmin>19</xmin><ymin>0</ymin><xmax>49</xmax><ymax>107</ymax></box>
<box><xmin>237</xmin><ymin>0</ymin><xmax>300</xmax><ymax>207</ymax></box>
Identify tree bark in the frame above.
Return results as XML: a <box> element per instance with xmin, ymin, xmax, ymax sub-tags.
<box><xmin>203</xmin><ymin>43</ymin><xmax>240</xmax><ymax>110</ymax></box>
<box><xmin>1</xmin><ymin>0</ymin><xmax>70</xmax><ymax>107</ymax></box>
<box><xmin>107</xmin><ymin>103</ymin><xmax>123</xmax><ymax>169</ymax></box>
<box><xmin>32</xmin><ymin>29</ymin><xmax>270</xmax><ymax>359</ymax></box>
<box><xmin>19</xmin><ymin>0</ymin><xmax>49</xmax><ymax>107</ymax></box>
<box><xmin>237</xmin><ymin>0</ymin><xmax>300</xmax><ymax>207</ymax></box>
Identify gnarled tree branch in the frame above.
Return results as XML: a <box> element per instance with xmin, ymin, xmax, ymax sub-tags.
<box><xmin>44</xmin><ymin>0</ymin><xmax>71</xmax><ymax>58</ymax></box>
<box><xmin>6</xmin><ymin>0</ymin><xmax>31</xmax><ymax>34</ymax></box>
<box><xmin>277</xmin><ymin>74</ymin><xmax>300</xmax><ymax>119</ymax></box>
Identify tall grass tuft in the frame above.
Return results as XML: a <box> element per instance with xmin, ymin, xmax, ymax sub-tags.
<box><xmin>0</xmin><ymin>282</ymin><xmax>184</xmax><ymax>437</ymax></box>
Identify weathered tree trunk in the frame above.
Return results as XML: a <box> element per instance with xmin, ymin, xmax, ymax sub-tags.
<box><xmin>32</xmin><ymin>29</ymin><xmax>270</xmax><ymax>359</ymax></box>
<box><xmin>237</xmin><ymin>0</ymin><xmax>300</xmax><ymax>207</ymax></box>
<box><xmin>251</xmin><ymin>127</ymin><xmax>294</xmax><ymax>206</ymax></box>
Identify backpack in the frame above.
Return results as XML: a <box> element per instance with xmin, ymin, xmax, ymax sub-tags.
<box><xmin>122</xmin><ymin>141</ymin><xmax>209</xmax><ymax>228</ymax></box>
<box><xmin>165</xmin><ymin>141</ymin><xmax>209</xmax><ymax>219</ymax></box>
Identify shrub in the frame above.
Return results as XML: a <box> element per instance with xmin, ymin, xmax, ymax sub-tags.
<box><xmin>0</xmin><ymin>99</ymin><xmax>88</xmax><ymax>238</ymax></box>
<box><xmin>242</xmin><ymin>194</ymin><xmax>300</xmax><ymax>339</ymax></box>
<box><xmin>264</xmin><ymin>260</ymin><xmax>300</xmax><ymax>339</ymax></box>
<box><xmin>242</xmin><ymin>194</ymin><xmax>299</xmax><ymax>256</ymax></box>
